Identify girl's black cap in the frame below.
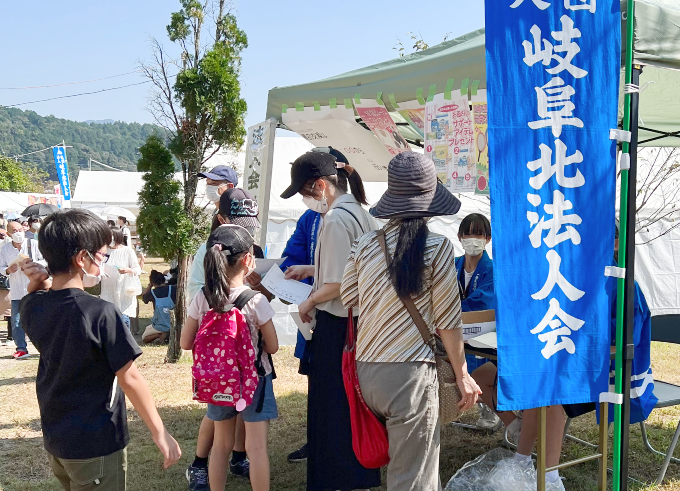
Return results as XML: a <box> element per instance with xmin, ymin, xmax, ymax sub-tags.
<box><xmin>206</xmin><ymin>224</ymin><xmax>254</xmax><ymax>256</ymax></box>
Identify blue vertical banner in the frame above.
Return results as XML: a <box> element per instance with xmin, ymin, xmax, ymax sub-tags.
<box><xmin>52</xmin><ymin>146</ymin><xmax>72</xmax><ymax>202</ymax></box>
<box><xmin>486</xmin><ymin>0</ymin><xmax>620</xmax><ymax>410</ymax></box>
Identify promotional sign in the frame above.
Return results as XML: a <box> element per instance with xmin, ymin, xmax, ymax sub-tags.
<box><xmin>355</xmin><ymin>100</ymin><xmax>411</xmax><ymax>157</ymax></box>
<box><xmin>244</xmin><ymin>119</ymin><xmax>277</xmax><ymax>246</ymax></box>
<box><xmin>425</xmin><ymin>92</ymin><xmax>476</xmax><ymax>192</ymax></box>
<box><xmin>486</xmin><ymin>0</ymin><xmax>620</xmax><ymax>410</ymax></box>
<box><xmin>283</xmin><ymin>105</ymin><xmax>392</xmax><ymax>181</ymax></box>
<box><xmin>396</xmin><ymin>99</ymin><xmax>426</xmax><ymax>139</ymax></box>
<box><xmin>471</xmin><ymin>90</ymin><xmax>490</xmax><ymax>196</ymax></box>
<box><xmin>52</xmin><ymin>146</ymin><xmax>72</xmax><ymax>202</ymax></box>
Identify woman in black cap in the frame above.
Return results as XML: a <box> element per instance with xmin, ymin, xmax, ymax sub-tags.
<box><xmin>340</xmin><ymin>152</ymin><xmax>481</xmax><ymax>490</ymax></box>
<box><xmin>281</xmin><ymin>149</ymin><xmax>381</xmax><ymax>491</ymax></box>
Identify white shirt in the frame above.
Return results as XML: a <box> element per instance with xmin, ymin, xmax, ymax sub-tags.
<box><xmin>0</xmin><ymin>239</ymin><xmax>46</xmax><ymax>301</ymax></box>
<box><xmin>100</xmin><ymin>246</ymin><xmax>141</xmax><ymax>316</ymax></box>
<box><xmin>187</xmin><ymin>244</ymin><xmax>207</xmax><ymax>303</ymax></box>
<box><xmin>121</xmin><ymin>226</ymin><xmax>133</xmax><ymax>249</ymax></box>
<box><xmin>464</xmin><ymin>269</ymin><xmax>474</xmax><ymax>290</ymax></box>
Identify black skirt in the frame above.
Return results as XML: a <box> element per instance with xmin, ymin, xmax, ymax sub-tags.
<box><xmin>307</xmin><ymin>310</ymin><xmax>382</xmax><ymax>491</ymax></box>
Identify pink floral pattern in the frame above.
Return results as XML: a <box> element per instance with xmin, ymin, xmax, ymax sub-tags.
<box><xmin>192</xmin><ymin>308</ymin><xmax>259</xmax><ymax>408</ymax></box>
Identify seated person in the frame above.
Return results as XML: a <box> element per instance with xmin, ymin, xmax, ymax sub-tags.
<box><xmin>456</xmin><ymin>213</ymin><xmax>499</xmax><ymax>430</ymax></box>
<box><xmin>141</xmin><ymin>270</ymin><xmax>176</xmax><ymax>344</ymax></box>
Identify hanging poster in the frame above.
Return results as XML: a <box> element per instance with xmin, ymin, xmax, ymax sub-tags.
<box><xmin>486</xmin><ymin>0</ymin><xmax>620</xmax><ymax>410</ymax></box>
<box><xmin>282</xmin><ymin>105</ymin><xmax>391</xmax><ymax>181</ymax></box>
<box><xmin>244</xmin><ymin>119</ymin><xmax>277</xmax><ymax>246</ymax></box>
<box><xmin>472</xmin><ymin>89</ymin><xmax>489</xmax><ymax>196</ymax></box>
<box><xmin>425</xmin><ymin>92</ymin><xmax>476</xmax><ymax>192</ymax></box>
<box><xmin>355</xmin><ymin>99</ymin><xmax>411</xmax><ymax>157</ymax></box>
<box><xmin>396</xmin><ymin>99</ymin><xmax>426</xmax><ymax>139</ymax></box>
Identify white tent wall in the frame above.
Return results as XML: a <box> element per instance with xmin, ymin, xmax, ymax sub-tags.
<box><xmin>67</xmin><ymin>137</ymin><xmax>679</xmax><ymax>346</ymax></box>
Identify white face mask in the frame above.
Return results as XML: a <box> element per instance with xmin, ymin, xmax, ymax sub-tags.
<box><xmin>11</xmin><ymin>231</ymin><xmax>25</xmax><ymax>244</ymax></box>
<box><xmin>461</xmin><ymin>238</ymin><xmax>487</xmax><ymax>257</ymax></box>
<box><xmin>302</xmin><ymin>195</ymin><xmax>329</xmax><ymax>214</ymax></box>
<box><xmin>109</xmin><ymin>240</ymin><xmax>116</xmax><ymax>248</ymax></box>
<box><xmin>205</xmin><ymin>185</ymin><xmax>222</xmax><ymax>204</ymax></box>
<box><xmin>82</xmin><ymin>253</ymin><xmax>103</xmax><ymax>287</ymax></box>
<box><xmin>31</xmin><ymin>223</ymin><xmax>40</xmax><ymax>231</ymax></box>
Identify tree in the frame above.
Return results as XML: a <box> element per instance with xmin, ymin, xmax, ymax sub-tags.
<box><xmin>140</xmin><ymin>0</ymin><xmax>248</xmax><ymax>362</ymax></box>
<box><xmin>0</xmin><ymin>156</ymin><xmax>48</xmax><ymax>192</ymax></box>
<box><xmin>393</xmin><ymin>31</ymin><xmax>452</xmax><ymax>57</ymax></box>
<box><xmin>136</xmin><ymin>134</ymin><xmax>197</xmax><ymax>263</ymax></box>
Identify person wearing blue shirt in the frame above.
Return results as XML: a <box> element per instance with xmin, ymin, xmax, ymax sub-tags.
<box><xmin>455</xmin><ymin>213</ymin><xmax>500</xmax><ymax>432</ymax></box>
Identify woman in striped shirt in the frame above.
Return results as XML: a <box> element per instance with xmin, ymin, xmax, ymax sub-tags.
<box><xmin>341</xmin><ymin>152</ymin><xmax>481</xmax><ymax>491</ymax></box>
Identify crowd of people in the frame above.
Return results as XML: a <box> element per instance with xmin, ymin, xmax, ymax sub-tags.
<box><xmin>7</xmin><ymin>146</ymin><xmax>656</xmax><ymax>491</ymax></box>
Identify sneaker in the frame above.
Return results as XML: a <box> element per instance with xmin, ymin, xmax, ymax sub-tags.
<box><xmin>186</xmin><ymin>463</ymin><xmax>209</xmax><ymax>491</ymax></box>
<box><xmin>229</xmin><ymin>457</ymin><xmax>250</xmax><ymax>478</ymax></box>
<box><xmin>287</xmin><ymin>443</ymin><xmax>308</xmax><ymax>463</ymax></box>
<box><xmin>475</xmin><ymin>403</ymin><xmax>502</xmax><ymax>431</ymax></box>
<box><xmin>506</xmin><ymin>415</ymin><xmax>523</xmax><ymax>446</ymax></box>
<box><xmin>13</xmin><ymin>350</ymin><xmax>29</xmax><ymax>360</ymax></box>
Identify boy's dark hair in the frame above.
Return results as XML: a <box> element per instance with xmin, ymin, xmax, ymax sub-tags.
<box><xmin>28</xmin><ymin>215</ymin><xmax>41</xmax><ymax>225</ymax></box>
<box><xmin>39</xmin><ymin>209</ymin><xmax>111</xmax><ymax>275</ymax></box>
<box><xmin>458</xmin><ymin>213</ymin><xmax>491</xmax><ymax>238</ymax></box>
<box><xmin>107</xmin><ymin>219</ymin><xmax>116</xmax><ymax>227</ymax></box>
<box><xmin>111</xmin><ymin>227</ymin><xmax>125</xmax><ymax>246</ymax></box>
<box><xmin>149</xmin><ymin>270</ymin><xmax>166</xmax><ymax>287</ymax></box>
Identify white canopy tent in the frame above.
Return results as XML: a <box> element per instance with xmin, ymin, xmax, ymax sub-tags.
<box><xmin>69</xmin><ymin>136</ymin><xmax>678</xmax><ymax>345</ymax></box>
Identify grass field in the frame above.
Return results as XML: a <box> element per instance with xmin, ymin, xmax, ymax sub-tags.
<box><xmin>0</xmin><ymin>258</ymin><xmax>679</xmax><ymax>490</ymax></box>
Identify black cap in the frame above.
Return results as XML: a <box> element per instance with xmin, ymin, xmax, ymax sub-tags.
<box><xmin>206</xmin><ymin>224</ymin><xmax>254</xmax><ymax>257</ymax></box>
<box><xmin>311</xmin><ymin>146</ymin><xmax>349</xmax><ymax>165</ymax></box>
<box><xmin>280</xmin><ymin>152</ymin><xmax>338</xmax><ymax>199</ymax></box>
<box><xmin>198</xmin><ymin>165</ymin><xmax>239</xmax><ymax>186</ymax></box>
<box><xmin>218</xmin><ymin>188</ymin><xmax>260</xmax><ymax>230</ymax></box>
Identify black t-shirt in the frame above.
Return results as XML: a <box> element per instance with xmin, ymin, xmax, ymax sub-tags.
<box><xmin>21</xmin><ymin>289</ymin><xmax>143</xmax><ymax>459</ymax></box>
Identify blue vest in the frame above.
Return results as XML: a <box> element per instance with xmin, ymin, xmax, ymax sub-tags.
<box><xmin>151</xmin><ymin>286</ymin><xmax>175</xmax><ymax>333</ymax></box>
<box><xmin>455</xmin><ymin>251</ymin><xmax>497</xmax><ymax>312</ymax></box>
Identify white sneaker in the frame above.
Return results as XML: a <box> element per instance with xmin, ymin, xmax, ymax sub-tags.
<box><xmin>475</xmin><ymin>403</ymin><xmax>502</xmax><ymax>431</ymax></box>
<box><xmin>506</xmin><ymin>415</ymin><xmax>523</xmax><ymax>446</ymax></box>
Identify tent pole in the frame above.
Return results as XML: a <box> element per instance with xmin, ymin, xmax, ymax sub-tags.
<box><xmin>612</xmin><ymin>0</ymin><xmax>636</xmax><ymax>489</ymax></box>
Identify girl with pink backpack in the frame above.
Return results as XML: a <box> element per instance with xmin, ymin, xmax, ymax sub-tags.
<box><xmin>181</xmin><ymin>225</ymin><xmax>279</xmax><ymax>491</ymax></box>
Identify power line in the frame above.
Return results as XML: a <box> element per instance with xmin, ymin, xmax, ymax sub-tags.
<box><xmin>0</xmin><ymin>70</ymin><xmax>142</xmax><ymax>90</ymax></box>
<box><xmin>2</xmin><ymin>81</ymin><xmax>151</xmax><ymax>108</ymax></box>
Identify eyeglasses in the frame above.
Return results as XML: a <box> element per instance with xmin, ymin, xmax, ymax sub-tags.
<box><xmin>86</xmin><ymin>251</ymin><xmax>109</xmax><ymax>266</ymax></box>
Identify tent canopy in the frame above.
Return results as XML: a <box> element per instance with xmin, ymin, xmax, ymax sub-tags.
<box><xmin>267</xmin><ymin>0</ymin><xmax>680</xmax><ymax>147</ymax></box>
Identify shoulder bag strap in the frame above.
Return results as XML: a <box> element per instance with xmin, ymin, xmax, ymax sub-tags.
<box><xmin>335</xmin><ymin>206</ymin><xmax>364</xmax><ymax>234</ymax></box>
<box><xmin>376</xmin><ymin>229</ymin><xmax>436</xmax><ymax>351</ymax></box>
<box><xmin>27</xmin><ymin>240</ymin><xmax>33</xmax><ymax>261</ymax></box>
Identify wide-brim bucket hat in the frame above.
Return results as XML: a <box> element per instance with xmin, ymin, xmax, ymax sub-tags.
<box><xmin>370</xmin><ymin>152</ymin><xmax>461</xmax><ymax>219</ymax></box>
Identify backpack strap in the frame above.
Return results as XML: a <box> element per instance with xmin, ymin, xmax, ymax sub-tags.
<box><xmin>233</xmin><ymin>289</ymin><xmax>259</xmax><ymax>311</ymax></box>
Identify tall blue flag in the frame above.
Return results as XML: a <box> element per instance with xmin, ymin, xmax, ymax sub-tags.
<box><xmin>486</xmin><ymin>0</ymin><xmax>620</xmax><ymax>410</ymax></box>
<box><xmin>52</xmin><ymin>146</ymin><xmax>71</xmax><ymax>201</ymax></box>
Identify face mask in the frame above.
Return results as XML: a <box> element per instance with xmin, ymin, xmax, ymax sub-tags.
<box><xmin>245</xmin><ymin>253</ymin><xmax>256</xmax><ymax>277</ymax></box>
<box><xmin>109</xmin><ymin>240</ymin><xmax>116</xmax><ymax>248</ymax></box>
<box><xmin>461</xmin><ymin>238</ymin><xmax>487</xmax><ymax>257</ymax></box>
<box><xmin>302</xmin><ymin>195</ymin><xmax>329</xmax><ymax>214</ymax></box>
<box><xmin>11</xmin><ymin>231</ymin><xmax>24</xmax><ymax>244</ymax></box>
<box><xmin>31</xmin><ymin>223</ymin><xmax>40</xmax><ymax>231</ymax></box>
<box><xmin>82</xmin><ymin>253</ymin><xmax>103</xmax><ymax>287</ymax></box>
<box><xmin>205</xmin><ymin>185</ymin><xmax>222</xmax><ymax>203</ymax></box>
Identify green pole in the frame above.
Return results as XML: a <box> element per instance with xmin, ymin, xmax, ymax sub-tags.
<box><xmin>613</xmin><ymin>1</ymin><xmax>636</xmax><ymax>490</ymax></box>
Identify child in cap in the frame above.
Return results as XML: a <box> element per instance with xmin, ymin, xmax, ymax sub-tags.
<box><xmin>19</xmin><ymin>209</ymin><xmax>181</xmax><ymax>490</ymax></box>
<box><xmin>180</xmin><ymin>224</ymin><xmax>278</xmax><ymax>491</ymax></box>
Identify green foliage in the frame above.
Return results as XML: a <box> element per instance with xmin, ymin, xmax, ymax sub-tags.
<box><xmin>0</xmin><ymin>156</ymin><xmax>37</xmax><ymax>192</ymax></box>
<box><xmin>136</xmin><ymin>135</ymin><xmax>206</xmax><ymax>261</ymax></box>
<box><xmin>0</xmin><ymin>107</ymin><xmax>175</xmax><ymax>187</ymax></box>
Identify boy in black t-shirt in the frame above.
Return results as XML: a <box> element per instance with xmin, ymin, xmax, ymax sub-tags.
<box><xmin>20</xmin><ymin>209</ymin><xmax>181</xmax><ymax>490</ymax></box>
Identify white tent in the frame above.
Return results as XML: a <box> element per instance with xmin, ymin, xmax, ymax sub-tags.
<box><xmin>69</xmin><ymin>136</ymin><xmax>679</xmax><ymax>346</ymax></box>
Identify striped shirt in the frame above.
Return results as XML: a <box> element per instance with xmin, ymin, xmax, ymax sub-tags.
<box><xmin>341</xmin><ymin>221</ymin><xmax>462</xmax><ymax>363</ymax></box>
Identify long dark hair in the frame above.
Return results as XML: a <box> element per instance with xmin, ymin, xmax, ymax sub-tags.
<box><xmin>389</xmin><ymin>218</ymin><xmax>429</xmax><ymax>297</ymax></box>
<box><xmin>203</xmin><ymin>245</ymin><xmax>251</xmax><ymax>313</ymax></box>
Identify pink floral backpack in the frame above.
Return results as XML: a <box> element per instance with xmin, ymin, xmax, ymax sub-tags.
<box><xmin>192</xmin><ymin>289</ymin><xmax>260</xmax><ymax>410</ymax></box>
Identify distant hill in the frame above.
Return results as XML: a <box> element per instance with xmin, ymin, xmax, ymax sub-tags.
<box><xmin>84</xmin><ymin>119</ymin><xmax>116</xmax><ymax>125</ymax></box>
<box><xmin>0</xmin><ymin>107</ymin><xmax>170</xmax><ymax>184</ymax></box>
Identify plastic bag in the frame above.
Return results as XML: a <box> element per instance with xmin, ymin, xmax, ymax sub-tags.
<box><xmin>444</xmin><ymin>448</ymin><xmax>565</xmax><ymax>491</ymax></box>
<box><xmin>123</xmin><ymin>274</ymin><xmax>142</xmax><ymax>296</ymax></box>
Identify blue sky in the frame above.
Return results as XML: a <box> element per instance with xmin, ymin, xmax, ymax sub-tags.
<box><xmin>0</xmin><ymin>1</ymin><xmax>484</xmax><ymax>130</ymax></box>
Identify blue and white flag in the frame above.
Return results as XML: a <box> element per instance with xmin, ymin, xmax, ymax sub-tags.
<box><xmin>52</xmin><ymin>146</ymin><xmax>71</xmax><ymax>201</ymax></box>
<box><xmin>486</xmin><ymin>0</ymin><xmax>620</xmax><ymax>410</ymax></box>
